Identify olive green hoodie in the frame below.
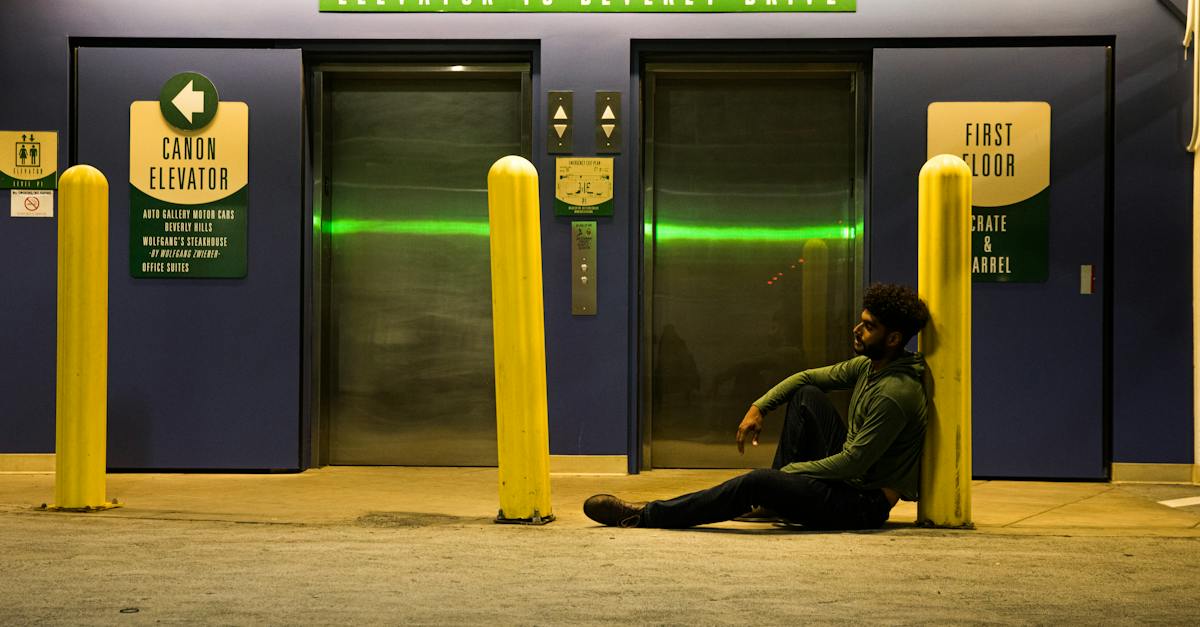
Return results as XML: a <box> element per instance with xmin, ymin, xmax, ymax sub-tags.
<box><xmin>752</xmin><ymin>352</ymin><xmax>928</xmax><ymax>501</ymax></box>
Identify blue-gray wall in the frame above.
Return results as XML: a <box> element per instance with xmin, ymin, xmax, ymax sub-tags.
<box><xmin>0</xmin><ymin>1</ymin><xmax>1191</xmax><ymax>466</ymax></box>
<box><xmin>76</xmin><ymin>47</ymin><xmax>303</xmax><ymax>469</ymax></box>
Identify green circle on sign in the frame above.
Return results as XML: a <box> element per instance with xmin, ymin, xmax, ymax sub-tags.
<box><xmin>159</xmin><ymin>72</ymin><xmax>219</xmax><ymax>131</ymax></box>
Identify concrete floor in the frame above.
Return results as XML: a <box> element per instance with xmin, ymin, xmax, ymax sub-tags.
<box><xmin>2</xmin><ymin>468</ymin><xmax>1199</xmax><ymax>624</ymax></box>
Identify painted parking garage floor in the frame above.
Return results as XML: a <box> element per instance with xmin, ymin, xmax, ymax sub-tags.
<box><xmin>1</xmin><ymin>468</ymin><xmax>1198</xmax><ymax>624</ymax></box>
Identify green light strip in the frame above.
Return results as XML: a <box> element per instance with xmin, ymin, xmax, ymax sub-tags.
<box><xmin>325</xmin><ymin>218</ymin><xmax>855</xmax><ymax>242</ymax></box>
<box><xmin>649</xmin><ymin>223</ymin><xmax>855</xmax><ymax>242</ymax></box>
<box><xmin>328</xmin><ymin>219</ymin><xmax>491</xmax><ymax>237</ymax></box>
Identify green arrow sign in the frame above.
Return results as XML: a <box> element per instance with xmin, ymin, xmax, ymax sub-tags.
<box><xmin>158</xmin><ymin>72</ymin><xmax>219</xmax><ymax>132</ymax></box>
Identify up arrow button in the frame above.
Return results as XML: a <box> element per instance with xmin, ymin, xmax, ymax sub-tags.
<box><xmin>159</xmin><ymin>72</ymin><xmax>219</xmax><ymax>131</ymax></box>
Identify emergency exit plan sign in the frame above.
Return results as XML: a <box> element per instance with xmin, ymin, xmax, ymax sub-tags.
<box><xmin>129</xmin><ymin>72</ymin><xmax>248</xmax><ymax>279</ymax></box>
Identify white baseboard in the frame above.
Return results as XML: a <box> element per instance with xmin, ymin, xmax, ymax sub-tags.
<box><xmin>0</xmin><ymin>453</ymin><xmax>54</xmax><ymax>473</ymax></box>
<box><xmin>3</xmin><ymin>454</ymin><xmax>631</xmax><ymax>474</ymax></box>
<box><xmin>549</xmin><ymin>455</ymin><xmax>627</xmax><ymax>475</ymax></box>
<box><xmin>1111</xmin><ymin>462</ymin><xmax>1198</xmax><ymax>484</ymax></box>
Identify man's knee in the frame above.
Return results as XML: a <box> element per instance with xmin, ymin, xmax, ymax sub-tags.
<box><xmin>788</xmin><ymin>384</ymin><xmax>826</xmax><ymax>405</ymax></box>
<box><xmin>741</xmin><ymin>468</ymin><xmax>786</xmax><ymax>492</ymax></box>
<box><xmin>745</xmin><ymin>468</ymin><xmax>777</xmax><ymax>482</ymax></box>
<box><xmin>783</xmin><ymin>385</ymin><xmax>829</xmax><ymax>422</ymax></box>
<box><xmin>740</xmin><ymin>469</ymin><xmax>823</xmax><ymax>513</ymax></box>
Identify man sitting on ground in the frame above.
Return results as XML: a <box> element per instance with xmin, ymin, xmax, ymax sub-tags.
<box><xmin>584</xmin><ymin>283</ymin><xmax>930</xmax><ymax>530</ymax></box>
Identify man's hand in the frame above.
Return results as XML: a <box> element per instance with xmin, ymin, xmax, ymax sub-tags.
<box><xmin>736</xmin><ymin>405</ymin><xmax>764</xmax><ymax>454</ymax></box>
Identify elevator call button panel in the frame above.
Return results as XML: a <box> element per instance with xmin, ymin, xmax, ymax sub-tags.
<box><xmin>548</xmin><ymin>91</ymin><xmax>573</xmax><ymax>154</ymax></box>
<box><xmin>595</xmin><ymin>91</ymin><xmax>621</xmax><ymax>154</ymax></box>
<box><xmin>572</xmin><ymin>220</ymin><xmax>597</xmax><ymax>315</ymax></box>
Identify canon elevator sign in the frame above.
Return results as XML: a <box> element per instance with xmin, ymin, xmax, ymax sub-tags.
<box><xmin>129</xmin><ymin>72</ymin><xmax>249</xmax><ymax>278</ymax></box>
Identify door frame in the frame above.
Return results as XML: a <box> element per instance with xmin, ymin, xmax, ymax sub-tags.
<box><xmin>636</xmin><ymin>60</ymin><xmax>867</xmax><ymax>470</ymax></box>
<box><xmin>308</xmin><ymin>62</ymin><xmax>532</xmax><ymax>467</ymax></box>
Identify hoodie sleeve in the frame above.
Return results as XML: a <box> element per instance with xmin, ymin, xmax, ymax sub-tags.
<box><xmin>752</xmin><ymin>357</ymin><xmax>866</xmax><ymax>414</ymax></box>
<box><xmin>778</xmin><ymin>394</ymin><xmax>908</xmax><ymax>479</ymax></box>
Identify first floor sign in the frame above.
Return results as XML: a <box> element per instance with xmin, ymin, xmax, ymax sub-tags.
<box><xmin>928</xmin><ymin>102</ymin><xmax>1051</xmax><ymax>283</ymax></box>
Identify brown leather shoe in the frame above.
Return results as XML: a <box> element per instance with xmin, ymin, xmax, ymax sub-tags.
<box><xmin>583</xmin><ymin>494</ymin><xmax>646</xmax><ymax>528</ymax></box>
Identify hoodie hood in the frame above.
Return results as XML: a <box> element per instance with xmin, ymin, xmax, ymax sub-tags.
<box><xmin>869</xmin><ymin>351</ymin><xmax>926</xmax><ymax>382</ymax></box>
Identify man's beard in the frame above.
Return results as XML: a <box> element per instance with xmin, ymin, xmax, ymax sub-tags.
<box><xmin>854</xmin><ymin>337</ymin><xmax>887</xmax><ymax>360</ymax></box>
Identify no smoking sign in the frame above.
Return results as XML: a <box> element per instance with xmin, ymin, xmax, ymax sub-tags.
<box><xmin>10</xmin><ymin>190</ymin><xmax>53</xmax><ymax>218</ymax></box>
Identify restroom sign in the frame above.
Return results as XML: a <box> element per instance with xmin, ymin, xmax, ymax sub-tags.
<box><xmin>129</xmin><ymin>73</ymin><xmax>249</xmax><ymax>278</ymax></box>
<box><xmin>928</xmin><ymin>102</ymin><xmax>1051</xmax><ymax>283</ymax></box>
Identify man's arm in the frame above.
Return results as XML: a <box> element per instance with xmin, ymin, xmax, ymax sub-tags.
<box><xmin>752</xmin><ymin>357</ymin><xmax>866</xmax><ymax>414</ymax></box>
<box><xmin>735</xmin><ymin>357</ymin><xmax>866</xmax><ymax>453</ymax></box>
<box><xmin>780</xmin><ymin>395</ymin><xmax>908</xmax><ymax>479</ymax></box>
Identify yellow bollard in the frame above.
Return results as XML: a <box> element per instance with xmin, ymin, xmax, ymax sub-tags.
<box><xmin>52</xmin><ymin>165</ymin><xmax>118</xmax><ymax>511</ymax></box>
<box><xmin>801</xmin><ymin>239</ymin><xmax>829</xmax><ymax>362</ymax></box>
<box><xmin>916</xmin><ymin>154</ymin><xmax>973</xmax><ymax>528</ymax></box>
<box><xmin>487</xmin><ymin>155</ymin><xmax>553</xmax><ymax>525</ymax></box>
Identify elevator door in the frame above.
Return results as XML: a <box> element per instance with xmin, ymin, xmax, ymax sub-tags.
<box><xmin>322</xmin><ymin>68</ymin><xmax>528</xmax><ymax>465</ymax></box>
<box><xmin>643</xmin><ymin>65</ymin><xmax>864</xmax><ymax>469</ymax></box>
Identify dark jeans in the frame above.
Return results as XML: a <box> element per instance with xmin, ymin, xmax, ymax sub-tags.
<box><xmin>641</xmin><ymin>385</ymin><xmax>892</xmax><ymax>530</ymax></box>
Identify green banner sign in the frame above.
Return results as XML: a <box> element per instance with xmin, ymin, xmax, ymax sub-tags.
<box><xmin>320</xmin><ymin>0</ymin><xmax>854</xmax><ymax>12</ymax></box>
<box><xmin>130</xmin><ymin>187</ymin><xmax>248</xmax><ymax>277</ymax></box>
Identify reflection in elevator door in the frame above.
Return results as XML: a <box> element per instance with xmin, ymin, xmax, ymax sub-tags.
<box><xmin>323</xmin><ymin>70</ymin><xmax>527</xmax><ymax>465</ymax></box>
<box><xmin>643</xmin><ymin>65</ymin><xmax>864</xmax><ymax>469</ymax></box>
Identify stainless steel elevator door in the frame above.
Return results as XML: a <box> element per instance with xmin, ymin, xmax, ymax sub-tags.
<box><xmin>325</xmin><ymin>74</ymin><xmax>524</xmax><ymax>465</ymax></box>
<box><xmin>644</xmin><ymin>67</ymin><xmax>864</xmax><ymax>469</ymax></box>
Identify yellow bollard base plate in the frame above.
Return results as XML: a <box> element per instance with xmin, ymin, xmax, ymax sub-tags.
<box><xmin>916</xmin><ymin>519</ymin><xmax>975</xmax><ymax>530</ymax></box>
<box><xmin>494</xmin><ymin>510</ymin><xmax>555</xmax><ymax>525</ymax></box>
<box><xmin>37</xmin><ymin>499</ymin><xmax>123</xmax><ymax>513</ymax></box>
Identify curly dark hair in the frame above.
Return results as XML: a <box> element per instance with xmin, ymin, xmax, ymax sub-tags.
<box><xmin>862</xmin><ymin>283</ymin><xmax>930</xmax><ymax>344</ymax></box>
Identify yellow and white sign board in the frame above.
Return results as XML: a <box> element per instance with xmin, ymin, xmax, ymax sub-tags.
<box><xmin>927</xmin><ymin>102</ymin><xmax>1050</xmax><ymax>207</ymax></box>
<box><xmin>129</xmin><ymin>100</ymin><xmax>249</xmax><ymax>278</ymax></box>
<box><xmin>129</xmin><ymin>101</ymin><xmax>248</xmax><ymax>205</ymax></box>
<box><xmin>928</xmin><ymin>101</ymin><xmax>1052</xmax><ymax>282</ymax></box>
<box><xmin>0</xmin><ymin>130</ymin><xmax>58</xmax><ymax>190</ymax></box>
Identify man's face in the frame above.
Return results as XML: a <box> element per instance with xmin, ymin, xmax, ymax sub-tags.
<box><xmin>852</xmin><ymin>309</ymin><xmax>895</xmax><ymax>359</ymax></box>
